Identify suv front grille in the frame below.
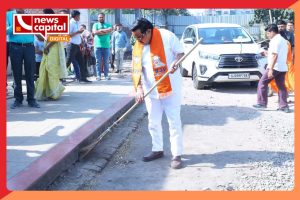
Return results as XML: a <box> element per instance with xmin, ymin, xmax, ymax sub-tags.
<box><xmin>218</xmin><ymin>54</ymin><xmax>258</xmax><ymax>68</ymax></box>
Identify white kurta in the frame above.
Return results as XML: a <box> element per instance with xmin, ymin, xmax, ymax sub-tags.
<box><xmin>141</xmin><ymin>29</ymin><xmax>184</xmax><ymax>156</ymax></box>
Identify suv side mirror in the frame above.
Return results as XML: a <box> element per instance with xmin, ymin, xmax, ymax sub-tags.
<box><xmin>183</xmin><ymin>38</ymin><xmax>194</xmax><ymax>44</ymax></box>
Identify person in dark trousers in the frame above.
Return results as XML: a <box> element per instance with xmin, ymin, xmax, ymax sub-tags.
<box><xmin>110</xmin><ymin>24</ymin><xmax>117</xmax><ymax>70</ymax></box>
<box><xmin>7</xmin><ymin>9</ymin><xmax>40</xmax><ymax>109</ymax></box>
<box><xmin>34</xmin><ymin>35</ymin><xmax>45</xmax><ymax>80</ymax></box>
<box><xmin>253</xmin><ymin>24</ymin><xmax>289</xmax><ymax>113</ymax></box>
<box><xmin>66</xmin><ymin>10</ymin><xmax>91</xmax><ymax>83</ymax></box>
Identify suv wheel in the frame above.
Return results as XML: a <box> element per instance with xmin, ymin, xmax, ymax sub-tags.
<box><xmin>192</xmin><ymin>66</ymin><xmax>206</xmax><ymax>89</ymax></box>
<box><xmin>179</xmin><ymin>64</ymin><xmax>188</xmax><ymax>77</ymax></box>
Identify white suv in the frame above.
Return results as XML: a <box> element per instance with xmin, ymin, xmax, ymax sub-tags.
<box><xmin>180</xmin><ymin>23</ymin><xmax>267</xmax><ymax>89</ymax></box>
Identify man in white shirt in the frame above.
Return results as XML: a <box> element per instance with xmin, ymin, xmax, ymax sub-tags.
<box><xmin>131</xmin><ymin>18</ymin><xmax>185</xmax><ymax>169</ymax></box>
<box><xmin>66</xmin><ymin>10</ymin><xmax>91</xmax><ymax>83</ymax></box>
<box><xmin>253</xmin><ymin>24</ymin><xmax>289</xmax><ymax>113</ymax></box>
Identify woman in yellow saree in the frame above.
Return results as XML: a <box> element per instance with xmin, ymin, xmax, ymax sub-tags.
<box><xmin>35</xmin><ymin>40</ymin><xmax>67</xmax><ymax>100</ymax></box>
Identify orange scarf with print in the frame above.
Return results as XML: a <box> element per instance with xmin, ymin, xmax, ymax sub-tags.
<box><xmin>132</xmin><ymin>28</ymin><xmax>172</xmax><ymax>99</ymax></box>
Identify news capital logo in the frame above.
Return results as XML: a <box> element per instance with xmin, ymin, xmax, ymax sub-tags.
<box><xmin>13</xmin><ymin>14</ymin><xmax>70</xmax><ymax>41</ymax></box>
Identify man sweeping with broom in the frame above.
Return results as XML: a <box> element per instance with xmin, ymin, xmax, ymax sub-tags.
<box><xmin>131</xmin><ymin>18</ymin><xmax>185</xmax><ymax>169</ymax></box>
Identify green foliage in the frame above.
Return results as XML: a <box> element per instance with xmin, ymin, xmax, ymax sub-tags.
<box><xmin>249</xmin><ymin>9</ymin><xmax>294</xmax><ymax>26</ymax></box>
<box><xmin>144</xmin><ymin>9</ymin><xmax>190</xmax><ymax>16</ymax></box>
<box><xmin>122</xmin><ymin>9</ymin><xmax>135</xmax><ymax>14</ymax></box>
<box><xmin>89</xmin><ymin>9</ymin><xmax>114</xmax><ymax>15</ymax></box>
<box><xmin>89</xmin><ymin>9</ymin><xmax>190</xmax><ymax>16</ymax></box>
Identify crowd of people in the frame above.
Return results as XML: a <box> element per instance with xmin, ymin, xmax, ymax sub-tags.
<box><xmin>6</xmin><ymin>9</ymin><xmax>129</xmax><ymax>108</ymax></box>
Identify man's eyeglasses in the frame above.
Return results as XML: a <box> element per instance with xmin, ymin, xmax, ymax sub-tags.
<box><xmin>135</xmin><ymin>32</ymin><xmax>146</xmax><ymax>41</ymax></box>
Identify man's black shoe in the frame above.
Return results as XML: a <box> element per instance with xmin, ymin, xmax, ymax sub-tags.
<box><xmin>10</xmin><ymin>101</ymin><xmax>23</xmax><ymax>109</ymax></box>
<box><xmin>28</xmin><ymin>101</ymin><xmax>40</xmax><ymax>108</ymax></box>
<box><xmin>277</xmin><ymin>107</ymin><xmax>290</xmax><ymax>113</ymax></box>
<box><xmin>252</xmin><ymin>104</ymin><xmax>266</xmax><ymax>109</ymax></box>
<box><xmin>34</xmin><ymin>75</ymin><xmax>39</xmax><ymax>81</ymax></box>
<box><xmin>80</xmin><ymin>79</ymin><xmax>92</xmax><ymax>83</ymax></box>
<box><xmin>142</xmin><ymin>151</ymin><xmax>164</xmax><ymax>162</ymax></box>
<box><xmin>171</xmin><ymin>156</ymin><xmax>183</xmax><ymax>169</ymax></box>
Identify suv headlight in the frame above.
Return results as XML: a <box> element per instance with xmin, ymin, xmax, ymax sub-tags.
<box><xmin>199</xmin><ymin>51</ymin><xmax>220</xmax><ymax>61</ymax></box>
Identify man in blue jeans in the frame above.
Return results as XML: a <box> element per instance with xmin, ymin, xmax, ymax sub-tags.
<box><xmin>7</xmin><ymin>9</ymin><xmax>40</xmax><ymax>109</ymax></box>
<box><xmin>92</xmin><ymin>13</ymin><xmax>112</xmax><ymax>81</ymax></box>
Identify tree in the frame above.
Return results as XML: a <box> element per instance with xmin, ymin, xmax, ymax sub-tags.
<box><xmin>90</xmin><ymin>9</ymin><xmax>114</xmax><ymax>15</ymax></box>
<box><xmin>142</xmin><ymin>9</ymin><xmax>190</xmax><ymax>28</ymax></box>
<box><xmin>90</xmin><ymin>9</ymin><xmax>191</xmax><ymax>16</ymax></box>
<box><xmin>122</xmin><ymin>9</ymin><xmax>135</xmax><ymax>14</ymax></box>
<box><xmin>142</xmin><ymin>9</ymin><xmax>190</xmax><ymax>17</ymax></box>
<box><xmin>249</xmin><ymin>9</ymin><xmax>294</xmax><ymax>26</ymax></box>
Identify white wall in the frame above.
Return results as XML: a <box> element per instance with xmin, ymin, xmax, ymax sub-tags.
<box><xmin>78</xmin><ymin>9</ymin><xmax>90</xmax><ymax>31</ymax></box>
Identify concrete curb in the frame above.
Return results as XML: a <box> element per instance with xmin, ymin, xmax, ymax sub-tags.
<box><xmin>7</xmin><ymin>92</ymin><xmax>135</xmax><ymax>190</ymax></box>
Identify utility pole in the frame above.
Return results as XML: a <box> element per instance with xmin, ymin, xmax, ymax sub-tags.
<box><xmin>115</xmin><ymin>9</ymin><xmax>121</xmax><ymax>24</ymax></box>
<box><xmin>152</xmin><ymin>9</ymin><xmax>155</xmax><ymax>26</ymax></box>
<box><xmin>135</xmin><ymin>9</ymin><xmax>141</xmax><ymax>20</ymax></box>
<box><xmin>269</xmin><ymin>9</ymin><xmax>273</xmax><ymax>23</ymax></box>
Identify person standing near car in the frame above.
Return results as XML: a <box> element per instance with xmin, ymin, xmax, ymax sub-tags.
<box><xmin>131</xmin><ymin>18</ymin><xmax>185</xmax><ymax>169</ymax></box>
<box><xmin>269</xmin><ymin>27</ymin><xmax>294</xmax><ymax>100</ymax></box>
<box><xmin>253</xmin><ymin>24</ymin><xmax>289</xmax><ymax>113</ymax></box>
<box><xmin>277</xmin><ymin>20</ymin><xmax>294</xmax><ymax>52</ymax></box>
<box><xmin>286</xmin><ymin>21</ymin><xmax>294</xmax><ymax>34</ymax></box>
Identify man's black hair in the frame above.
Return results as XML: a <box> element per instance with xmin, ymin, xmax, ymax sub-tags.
<box><xmin>71</xmin><ymin>10</ymin><xmax>80</xmax><ymax>18</ymax></box>
<box><xmin>131</xmin><ymin>18</ymin><xmax>153</xmax><ymax>34</ymax></box>
<box><xmin>80</xmin><ymin>24</ymin><xmax>86</xmax><ymax>29</ymax></box>
<box><xmin>265</xmin><ymin>24</ymin><xmax>279</xmax><ymax>33</ymax></box>
<box><xmin>277</xmin><ymin>19</ymin><xmax>287</xmax><ymax>25</ymax></box>
<box><xmin>43</xmin><ymin>9</ymin><xmax>55</xmax><ymax>14</ymax></box>
<box><xmin>59</xmin><ymin>9</ymin><xmax>69</xmax><ymax>14</ymax></box>
<box><xmin>279</xmin><ymin>31</ymin><xmax>288</xmax><ymax>40</ymax></box>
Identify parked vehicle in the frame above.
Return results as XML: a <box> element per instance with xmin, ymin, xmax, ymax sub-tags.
<box><xmin>180</xmin><ymin>23</ymin><xmax>267</xmax><ymax>89</ymax></box>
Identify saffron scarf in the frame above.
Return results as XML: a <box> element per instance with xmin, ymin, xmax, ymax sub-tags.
<box><xmin>132</xmin><ymin>28</ymin><xmax>172</xmax><ymax>98</ymax></box>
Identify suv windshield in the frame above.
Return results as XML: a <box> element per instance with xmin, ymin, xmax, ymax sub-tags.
<box><xmin>198</xmin><ymin>27</ymin><xmax>254</xmax><ymax>44</ymax></box>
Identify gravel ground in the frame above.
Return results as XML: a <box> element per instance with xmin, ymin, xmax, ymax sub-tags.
<box><xmin>234</xmin><ymin>96</ymin><xmax>294</xmax><ymax>191</ymax></box>
<box><xmin>48</xmin><ymin>78</ymin><xmax>294</xmax><ymax>191</ymax></box>
<box><xmin>180</xmin><ymin>80</ymin><xmax>294</xmax><ymax>191</ymax></box>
